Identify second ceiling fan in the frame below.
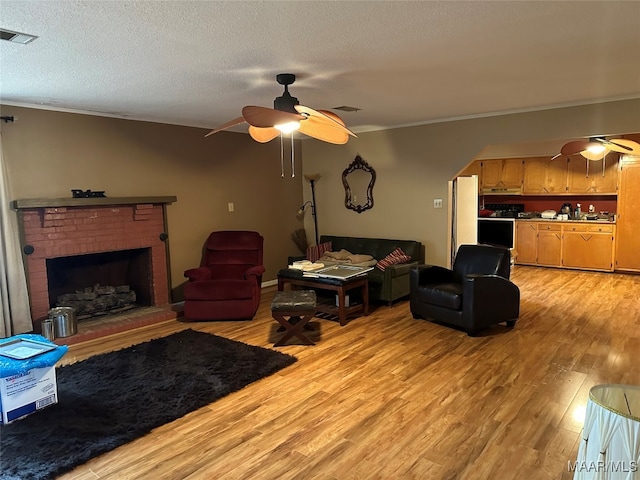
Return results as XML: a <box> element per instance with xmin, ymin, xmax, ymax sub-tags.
<box><xmin>206</xmin><ymin>73</ymin><xmax>357</xmax><ymax>145</ymax></box>
<box><xmin>552</xmin><ymin>136</ymin><xmax>640</xmax><ymax>161</ymax></box>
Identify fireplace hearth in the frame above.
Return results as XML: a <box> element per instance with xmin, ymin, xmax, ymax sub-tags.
<box><xmin>12</xmin><ymin>196</ymin><xmax>176</xmax><ymax>332</ymax></box>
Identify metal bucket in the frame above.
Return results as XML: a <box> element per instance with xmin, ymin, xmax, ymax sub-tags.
<box><xmin>41</xmin><ymin>318</ymin><xmax>56</xmax><ymax>341</ymax></box>
<box><xmin>49</xmin><ymin>307</ymin><xmax>77</xmax><ymax>337</ymax></box>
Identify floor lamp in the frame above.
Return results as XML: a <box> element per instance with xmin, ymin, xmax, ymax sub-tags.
<box><xmin>298</xmin><ymin>174</ymin><xmax>320</xmax><ymax>245</ymax></box>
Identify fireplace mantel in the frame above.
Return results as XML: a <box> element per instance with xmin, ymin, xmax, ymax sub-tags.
<box><xmin>12</xmin><ymin>196</ymin><xmax>177</xmax><ymax>210</ymax></box>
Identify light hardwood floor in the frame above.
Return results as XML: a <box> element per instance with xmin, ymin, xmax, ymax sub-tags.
<box><xmin>57</xmin><ymin>266</ymin><xmax>640</xmax><ymax>480</ymax></box>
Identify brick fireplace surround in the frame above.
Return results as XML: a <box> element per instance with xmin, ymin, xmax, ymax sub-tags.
<box><xmin>12</xmin><ymin>196</ymin><xmax>177</xmax><ymax>334</ymax></box>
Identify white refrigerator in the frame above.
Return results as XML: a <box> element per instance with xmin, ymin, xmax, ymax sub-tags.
<box><xmin>447</xmin><ymin>175</ymin><xmax>478</xmax><ymax>268</ymax></box>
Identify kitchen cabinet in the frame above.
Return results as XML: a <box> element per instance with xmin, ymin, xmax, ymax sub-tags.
<box><xmin>567</xmin><ymin>155</ymin><xmax>619</xmax><ymax>194</ymax></box>
<box><xmin>523</xmin><ymin>157</ymin><xmax>568</xmax><ymax>194</ymax></box>
<box><xmin>459</xmin><ymin>155</ymin><xmax>617</xmax><ymax>195</ymax></box>
<box><xmin>615</xmin><ymin>157</ymin><xmax>640</xmax><ymax>272</ymax></box>
<box><xmin>537</xmin><ymin>224</ymin><xmax>562</xmax><ymax>266</ymax></box>
<box><xmin>563</xmin><ymin>224</ymin><xmax>615</xmax><ymax>271</ymax></box>
<box><xmin>514</xmin><ymin>221</ymin><xmax>615</xmax><ymax>272</ymax></box>
<box><xmin>514</xmin><ymin>222</ymin><xmax>537</xmax><ymax>264</ymax></box>
<box><xmin>481</xmin><ymin>159</ymin><xmax>524</xmax><ymax>193</ymax></box>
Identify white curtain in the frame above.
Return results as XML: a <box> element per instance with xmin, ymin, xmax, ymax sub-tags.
<box><xmin>0</xmin><ymin>131</ymin><xmax>33</xmax><ymax>337</ymax></box>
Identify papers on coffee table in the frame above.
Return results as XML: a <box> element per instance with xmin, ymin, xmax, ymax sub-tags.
<box><xmin>303</xmin><ymin>264</ymin><xmax>373</xmax><ymax>280</ymax></box>
<box><xmin>288</xmin><ymin>260</ymin><xmax>325</xmax><ymax>272</ymax></box>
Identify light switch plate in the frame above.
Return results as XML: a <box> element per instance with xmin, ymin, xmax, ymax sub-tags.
<box><xmin>434</xmin><ymin>198</ymin><xmax>443</xmax><ymax>209</ymax></box>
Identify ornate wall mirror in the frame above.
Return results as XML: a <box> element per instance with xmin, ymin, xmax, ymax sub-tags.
<box><xmin>342</xmin><ymin>155</ymin><xmax>376</xmax><ymax>213</ymax></box>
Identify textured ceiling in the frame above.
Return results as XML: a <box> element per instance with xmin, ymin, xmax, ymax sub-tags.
<box><xmin>1</xmin><ymin>1</ymin><xmax>639</xmax><ymax>134</ymax></box>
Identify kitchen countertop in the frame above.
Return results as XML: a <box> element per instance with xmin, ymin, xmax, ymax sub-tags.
<box><xmin>515</xmin><ymin>218</ymin><xmax>615</xmax><ymax>224</ymax></box>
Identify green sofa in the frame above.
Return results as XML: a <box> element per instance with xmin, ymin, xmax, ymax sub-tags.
<box><xmin>317</xmin><ymin>235</ymin><xmax>425</xmax><ymax>305</ymax></box>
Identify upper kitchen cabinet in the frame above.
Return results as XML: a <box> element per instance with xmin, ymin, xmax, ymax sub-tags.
<box><xmin>523</xmin><ymin>157</ymin><xmax>568</xmax><ymax>194</ymax></box>
<box><xmin>480</xmin><ymin>159</ymin><xmax>524</xmax><ymax>194</ymax></box>
<box><xmin>567</xmin><ymin>155</ymin><xmax>619</xmax><ymax>194</ymax></box>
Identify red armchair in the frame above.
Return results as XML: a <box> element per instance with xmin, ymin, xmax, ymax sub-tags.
<box><xmin>183</xmin><ymin>231</ymin><xmax>265</xmax><ymax>320</ymax></box>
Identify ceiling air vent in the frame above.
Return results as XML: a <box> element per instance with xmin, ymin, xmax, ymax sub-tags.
<box><xmin>0</xmin><ymin>28</ymin><xmax>38</xmax><ymax>44</ymax></box>
<box><xmin>333</xmin><ymin>106</ymin><xmax>362</xmax><ymax>113</ymax></box>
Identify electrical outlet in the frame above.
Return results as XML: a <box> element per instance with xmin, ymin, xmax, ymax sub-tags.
<box><xmin>433</xmin><ymin>198</ymin><xmax>443</xmax><ymax>209</ymax></box>
<box><xmin>228</xmin><ymin>202</ymin><xmax>234</xmax><ymax>212</ymax></box>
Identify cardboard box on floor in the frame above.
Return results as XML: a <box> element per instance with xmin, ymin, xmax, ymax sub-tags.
<box><xmin>1</xmin><ymin>365</ymin><xmax>58</xmax><ymax>424</ymax></box>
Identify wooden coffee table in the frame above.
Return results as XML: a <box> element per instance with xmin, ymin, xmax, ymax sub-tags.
<box><xmin>277</xmin><ymin>269</ymin><xmax>369</xmax><ymax>326</ymax></box>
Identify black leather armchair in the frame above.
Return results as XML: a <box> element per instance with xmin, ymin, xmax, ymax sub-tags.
<box><xmin>410</xmin><ymin>244</ymin><xmax>520</xmax><ymax>336</ymax></box>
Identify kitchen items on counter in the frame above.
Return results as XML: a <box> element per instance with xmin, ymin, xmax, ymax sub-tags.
<box><xmin>560</xmin><ymin>202</ymin><xmax>573</xmax><ymax>217</ymax></box>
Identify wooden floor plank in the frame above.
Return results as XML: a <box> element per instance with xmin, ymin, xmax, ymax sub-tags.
<box><xmin>53</xmin><ymin>266</ymin><xmax>640</xmax><ymax>479</ymax></box>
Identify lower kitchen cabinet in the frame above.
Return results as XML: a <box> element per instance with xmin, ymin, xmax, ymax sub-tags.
<box><xmin>514</xmin><ymin>222</ymin><xmax>537</xmax><ymax>264</ymax></box>
<box><xmin>515</xmin><ymin>221</ymin><xmax>615</xmax><ymax>272</ymax></box>
<box><xmin>537</xmin><ymin>224</ymin><xmax>562</xmax><ymax>266</ymax></box>
<box><xmin>562</xmin><ymin>224</ymin><xmax>615</xmax><ymax>271</ymax></box>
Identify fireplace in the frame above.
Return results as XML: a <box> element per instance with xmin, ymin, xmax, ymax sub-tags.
<box><xmin>47</xmin><ymin>248</ymin><xmax>153</xmax><ymax>317</ymax></box>
<box><xmin>12</xmin><ymin>196</ymin><xmax>176</xmax><ymax>331</ymax></box>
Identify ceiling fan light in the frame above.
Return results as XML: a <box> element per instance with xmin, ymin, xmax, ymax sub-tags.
<box><xmin>586</xmin><ymin>144</ymin><xmax>606</xmax><ymax>155</ymax></box>
<box><xmin>275</xmin><ymin>121</ymin><xmax>300</xmax><ymax>134</ymax></box>
<box><xmin>580</xmin><ymin>146</ymin><xmax>609</xmax><ymax>161</ymax></box>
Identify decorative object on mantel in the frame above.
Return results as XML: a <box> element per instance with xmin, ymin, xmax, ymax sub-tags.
<box><xmin>71</xmin><ymin>189</ymin><xmax>106</xmax><ymax>198</ymax></box>
<box><xmin>342</xmin><ymin>155</ymin><xmax>376</xmax><ymax>213</ymax></box>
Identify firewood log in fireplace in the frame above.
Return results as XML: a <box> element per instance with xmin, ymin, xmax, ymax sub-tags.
<box><xmin>57</xmin><ymin>284</ymin><xmax>137</xmax><ymax>318</ymax></box>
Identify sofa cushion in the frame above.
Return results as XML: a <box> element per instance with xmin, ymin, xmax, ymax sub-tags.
<box><xmin>376</xmin><ymin>247</ymin><xmax>411</xmax><ymax>271</ymax></box>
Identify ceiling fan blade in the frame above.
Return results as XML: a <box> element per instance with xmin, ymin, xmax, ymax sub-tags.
<box><xmin>241</xmin><ymin>105</ymin><xmax>303</xmax><ymax>128</ymax></box>
<box><xmin>248</xmin><ymin>126</ymin><xmax>280</xmax><ymax>143</ymax></box>
<box><xmin>560</xmin><ymin>140</ymin><xmax>593</xmax><ymax>156</ymax></box>
<box><xmin>298</xmin><ymin>118</ymin><xmax>350</xmax><ymax>145</ymax></box>
<box><xmin>204</xmin><ymin>116</ymin><xmax>245</xmax><ymax>137</ymax></box>
<box><xmin>294</xmin><ymin>105</ymin><xmax>357</xmax><ymax>138</ymax></box>
<box><xmin>600</xmin><ymin>139</ymin><xmax>640</xmax><ymax>155</ymax></box>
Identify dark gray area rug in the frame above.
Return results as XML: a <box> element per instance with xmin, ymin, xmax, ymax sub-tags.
<box><xmin>0</xmin><ymin>329</ymin><xmax>297</xmax><ymax>480</ymax></box>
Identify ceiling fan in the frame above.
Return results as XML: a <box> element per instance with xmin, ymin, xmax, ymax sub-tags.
<box><xmin>205</xmin><ymin>73</ymin><xmax>357</xmax><ymax>145</ymax></box>
<box><xmin>552</xmin><ymin>136</ymin><xmax>640</xmax><ymax>161</ymax></box>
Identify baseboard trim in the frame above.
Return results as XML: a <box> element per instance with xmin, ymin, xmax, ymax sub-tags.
<box><xmin>262</xmin><ymin>279</ymin><xmax>278</xmax><ymax>288</ymax></box>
